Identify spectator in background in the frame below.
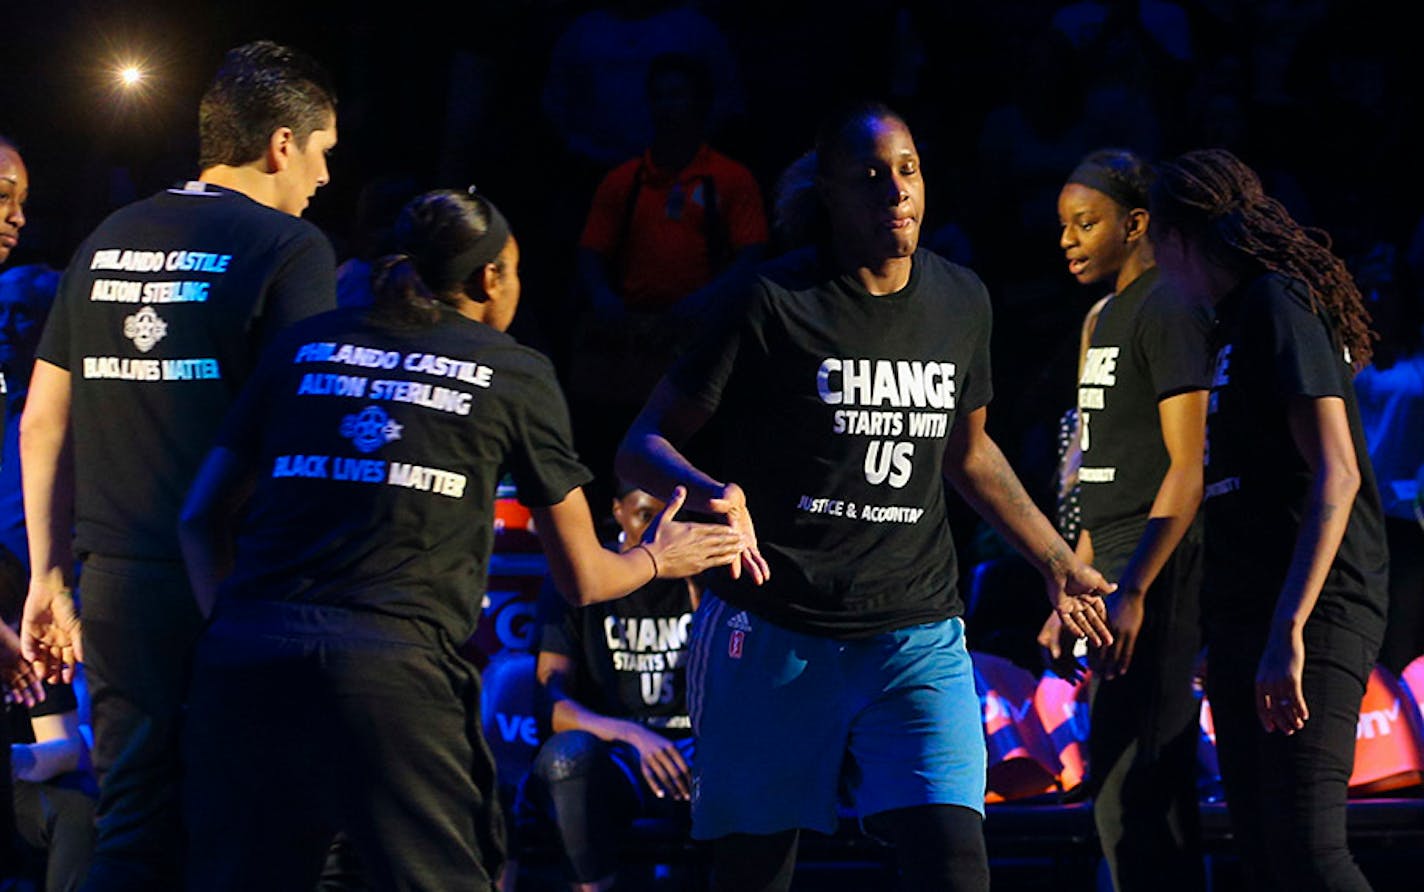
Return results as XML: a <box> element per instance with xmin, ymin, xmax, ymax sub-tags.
<box><xmin>0</xmin><ymin>140</ymin><xmax>26</xmax><ymax>268</ymax></box>
<box><xmin>568</xmin><ymin>51</ymin><xmax>767</xmax><ymax>510</ymax></box>
<box><xmin>516</xmin><ymin>481</ymin><xmax>699</xmax><ymax>892</ymax></box>
<box><xmin>542</xmin><ymin>0</ymin><xmax>742</xmax><ymax>175</ymax></box>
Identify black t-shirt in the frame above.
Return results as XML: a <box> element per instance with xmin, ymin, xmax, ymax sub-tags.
<box><xmin>1203</xmin><ymin>273</ymin><xmax>1388</xmax><ymax>634</ymax></box>
<box><xmin>669</xmin><ymin>247</ymin><xmax>994</xmax><ymax>638</ymax></box>
<box><xmin>36</xmin><ymin>182</ymin><xmax>336</xmax><ymax>560</ymax></box>
<box><xmin>1076</xmin><ymin>267</ymin><xmax>1213</xmax><ymax>564</ymax></box>
<box><xmin>217</xmin><ymin>305</ymin><xmax>592</xmax><ymax>644</ymax></box>
<box><xmin>537</xmin><ymin>558</ymin><xmax>695</xmax><ymax>737</ymax></box>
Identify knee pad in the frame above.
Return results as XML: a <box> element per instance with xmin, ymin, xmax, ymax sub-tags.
<box><xmin>532</xmin><ymin>730</ymin><xmax>608</xmax><ymax>785</ymax></box>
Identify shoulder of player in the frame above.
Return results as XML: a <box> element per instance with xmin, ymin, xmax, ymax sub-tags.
<box><xmin>486</xmin><ymin>335</ymin><xmax>566</xmax><ymax>394</ymax></box>
<box><xmin>1131</xmin><ymin>268</ymin><xmax>1212</xmax><ymax>328</ymax></box>
<box><xmin>191</xmin><ymin>190</ymin><xmax>337</xmax><ymax>266</ymax></box>
<box><xmin>752</xmin><ymin>246</ymin><xmax>817</xmax><ymax>293</ymax></box>
<box><xmin>912</xmin><ymin>248</ymin><xmax>991</xmax><ymax>308</ymax></box>
<box><xmin>1240</xmin><ymin>271</ymin><xmax>1317</xmax><ymax>328</ymax></box>
<box><xmin>738</xmin><ymin>246</ymin><xmax>822</xmax><ymax>316</ymax></box>
<box><xmin>194</xmin><ymin>187</ymin><xmax>335</xmax><ymax>250</ymax></box>
<box><xmin>258</xmin><ymin>211</ymin><xmax>336</xmax><ymax>264</ymax></box>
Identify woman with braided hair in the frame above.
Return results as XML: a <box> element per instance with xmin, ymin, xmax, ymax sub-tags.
<box><xmin>1150</xmin><ymin>149</ymin><xmax>1387</xmax><ymax>890</ymax></box>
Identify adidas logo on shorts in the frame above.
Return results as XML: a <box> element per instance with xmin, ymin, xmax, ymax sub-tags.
<box><xmin>726</xmin><ymin>611</ymin><xmax>753</xmax><ymax>633</ymax></box>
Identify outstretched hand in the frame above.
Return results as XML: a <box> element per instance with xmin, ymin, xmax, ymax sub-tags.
<box><xmin>1047</xmin><ymin>559</ymin><xmax>1114</xmax><ymax>649</ymax></box>
<box><xmin>643</xmin><ymin>486</ymin><xmax>747</xmax><ymax>580</ymax></box>
<box><xmin>0</xmin><ymin>623</ymin><xmax>44</xmax><ymax>708</ymax></box>
<box><xmin>707</xmin><ymin>482</ymin><xmax>770</xmax><ymax>585</ymax></box>
<box><xmin>1036</xmin><ymin>611</ymin><xmax>1085</xmax><ymax>683</ymax></box>
<box><xmin>1089</xmin><ymin>590</ymin><xmax>1146</xmax><ymax>680</ymax></box>
<box><xmin>20</xmin><ymin>585</ymin><xmax>82</xmax><ymax>685</ymax></box>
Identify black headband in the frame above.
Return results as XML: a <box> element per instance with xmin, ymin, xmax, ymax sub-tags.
<box><xmin>1066</xmin><ymin>163</ymin><xmax>1146</xmax><ymax>212</ymax></box>
<box><xmin>425</xmin><ymin>195</ymin><xmax>511</xmax><ymax>287</ymax></box>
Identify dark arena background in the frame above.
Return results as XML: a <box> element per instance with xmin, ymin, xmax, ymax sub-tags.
<box><xmin>3</xmin><ymin>1</ymin><xmax>1423</xmax><ymax>889</ymax></box>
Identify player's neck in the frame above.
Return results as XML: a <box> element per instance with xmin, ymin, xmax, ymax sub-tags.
<box><xmin>198</xmin><ymin>165</ymin><xmax>286</xmax><ymax>215</ymax></box>
<box><xmin>849</xmin><ymin>254</ymin><xmax>913</xmax><ymax>296</ymax></box>
<box><xmin>1114</xmin><ymin>252</ymin><xmax>1154</xmax><ymax>294</ymax></box>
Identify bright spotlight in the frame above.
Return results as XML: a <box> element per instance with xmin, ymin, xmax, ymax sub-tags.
<box><xmin>118</xmin><ymin>65</ymin><xmax>145</xmax><ymax>88</ymax></box>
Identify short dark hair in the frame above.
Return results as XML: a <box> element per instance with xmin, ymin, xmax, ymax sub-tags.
<box><xmin>813</xmin><ymin>100</ymin><xmax>906</xmax><ymax>176</ymax></box>
<box><xmin>371</xmin><ymin>190</ymin><xmax>508</xmax><ymax>326</ymax></box>
<box><xmin>1065</xmin><ymin>148</ymin><xmax>1155</xmax><ymax>212</ymax></box>
<box><xmin>198</xmin><ymin>40</ymin><xmax>336</xmax><ymax>170</ymax></box>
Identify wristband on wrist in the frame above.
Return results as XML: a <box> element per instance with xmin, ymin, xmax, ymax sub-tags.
<box><xmin>635</xmin><ymin>543</ymin><xmax>659</xmax><ymax>580</ymax></box>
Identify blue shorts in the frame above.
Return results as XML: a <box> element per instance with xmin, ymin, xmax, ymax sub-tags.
<box><xmin>687</xmin><ymin>594</ymin><xmax>986</xmax><ymax>839</ymax></box>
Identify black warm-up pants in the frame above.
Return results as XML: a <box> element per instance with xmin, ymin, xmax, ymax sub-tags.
<box><xmin>79</xmin><ymin>556</ymin><xmax>205</xmax><ymax>892</ymax></box>
<box><xmin>519</xmin><ymin>729</ymin><xmax>694</xmax><ymax>884</ymax></box>
<box><xmin>14</xmin><ymin>775</ymin><xmax>99</xmax><ymax>892</ymax></box>
<box><xmin>1206</xmin><ymin>617</ymin><xmax>1379</xmax><ymax>891</ymax></box>
<box><xmin>1087</xmin><ymin>529</ymin><xmax>1205</xmax><ymax>891</ymax></box>
<box><xmin>182</xmin><ymin>600</ymin><xmax>504</xmax><ymax>892</ymax></box>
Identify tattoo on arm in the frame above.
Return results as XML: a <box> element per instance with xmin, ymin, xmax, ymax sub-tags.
<box><xmin>988</xmin><ymin>451</ymin><xmax>1036</xmax><ymax>519</ymax></box>
<box><xmin>983</xmin><ymin>442</ymin><xmax>1074</xmax><ymax>574</ymax></box>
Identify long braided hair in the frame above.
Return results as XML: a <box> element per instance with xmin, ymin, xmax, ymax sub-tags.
<box><xmin>1150</xmin><ymin>148</ymin><xmax>1376</xmax><ymax>368</ymax></box>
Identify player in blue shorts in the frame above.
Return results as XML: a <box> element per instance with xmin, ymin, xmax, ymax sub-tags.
<box><xmin>617</xmin><ymin>101</ymin><xmax>1115</xmax><ymax>892</ymax></box>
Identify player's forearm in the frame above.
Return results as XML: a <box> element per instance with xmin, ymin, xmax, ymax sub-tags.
<box><xmin>616</xmin><ymin>380</ymin><xmax>725</xmax><ymax>513</ymax></box>
<box><xmin>177</xmin><ymin>447</ymin><xmax>252</xmax><ymax>617</ymax></box>
<box><xmin>177</xmin><ymin>515</ymin><xmax>233</xmax><ymax>619</ymax></box>
<box><xmin>1272</xmin><ymin>461</ymin><xmax>1358</xmax><ymax>633</ymax></box>
<box><xmin>550</xmin><ymin>697</ymin><xmax>643</xmax><ymax>744</ymax></box>
<box><xmin>19</xmin><ymin>393</ymin><xmax>75</xmax><ymax>588</ymax></box>
<box><xmin>946</xmin><ymin>434</ymin><xmax>1075</xmax><ymax>582</ymax></box>
<box><xmin>15</xmin><ymin>709</ymin><xmax>88</xmax><ymax>782</ymax></box>
<box><xmin>1116</xmin><ymin>461</ymin><xmax>1203</xmax><ymax>598</ymax></box>
<box><xmin>616</xmin><ymin>428</ymin><xmax>725</xmax><ymax>515</ymax></box>
<box><xmin>533</xmin><ymin>493</ymin><xmax>657</xmax><ymax>606</ymax></box>
<box><xmin>564</xmin><ymin>546</ymin><xmax>660</xmax><ymax>606</ymax></box>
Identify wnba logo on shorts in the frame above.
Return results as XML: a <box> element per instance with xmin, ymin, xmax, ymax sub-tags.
<box><xmin>726</xmin><ymin>611</ymin><xmax>752</xmax><ymax>659</ymax></box>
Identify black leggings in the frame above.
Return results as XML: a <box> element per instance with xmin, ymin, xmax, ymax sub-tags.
<box><xmin>1206</xmin><ymin>619</ymin><xmax>1378</xmax><ymax>891</ymax></box>
<box><xmin>710</xmin><ymin>804</ymin><xmax>988</xmax><ymax>892</ymax></box>
<box><xmin>520</xmin><ymin>729</ymin><xmax>691</xmax><ymax>884</ymax></box>
<box><xmin>1088</xmin><ymin>534</ymin><xmax>1205</xmax><ymax>891</ymax></box>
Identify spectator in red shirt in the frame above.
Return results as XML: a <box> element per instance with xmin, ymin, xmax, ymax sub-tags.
<box><xmin>570</xmin><ymin>52</ymin><xmax>768</xmax><ymax>510</ymax></box>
